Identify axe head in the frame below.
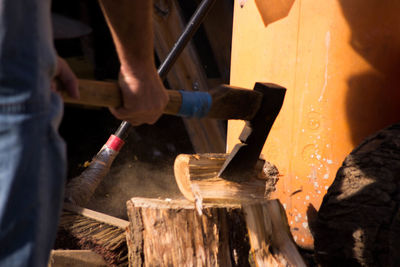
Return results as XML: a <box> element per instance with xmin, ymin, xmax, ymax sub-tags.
<box><xmin>218</xmin><ymin>82</ymin><xmax>286</xmax><ymax>182</ymax></box>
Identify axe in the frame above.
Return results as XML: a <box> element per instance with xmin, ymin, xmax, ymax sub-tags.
<box><xmin>62</xmin><ymin>79</ymin><xmax>286</xmax><ymax>182</ymax></box>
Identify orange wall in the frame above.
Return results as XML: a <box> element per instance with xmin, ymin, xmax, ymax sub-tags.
<box><xmin>229</xmin><ymin>0</ymin><xmax>400</xmax><ymax>249</ymax></box>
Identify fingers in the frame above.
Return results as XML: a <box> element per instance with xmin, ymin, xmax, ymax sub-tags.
<box><xmin>109</xmin><ymin>107</ymin><xmax>162</xmax><ymax>126</ymax></box>
<box><xmin>55</xmin><ymin>57</ymin><xmax>80</xmax><ymax>99</ymax></box>
<box><xmin>111</xmin><ymin>66</ymin><xmax>169</xmax><ymax>126</ymax></box>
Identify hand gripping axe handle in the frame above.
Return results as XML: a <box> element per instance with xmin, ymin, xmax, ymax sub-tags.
<box><xmin>63</xmin><ymin>80</ymin><xmax>286</xmax><ymax>182</ymax></box>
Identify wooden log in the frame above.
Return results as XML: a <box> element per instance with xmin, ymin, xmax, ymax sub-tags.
<box><xmin>173</xmin><ymin>153</ymin><xmax>279</xmax><ymax>203</ymax></box>
<box><xmin>126</xmin><ymin>198</ymin><xmax>248</xmax><ymax>267</ymax></box>
<box><xmin>125</xmin><ymin>197</ymin><xmax>305</xmax><ymax>267</ymax></box>
<box><xmin>153</xmin><ymin>0</ymin><xmax>226</xmax><ymax>153</ymax></box>
<box><xmin>243</xmin><ymin>201</ymin><xmax>306</xmax><ymax>267</ymax></box>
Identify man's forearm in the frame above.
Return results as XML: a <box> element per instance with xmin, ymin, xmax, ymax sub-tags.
<box><xmin>97</xmin><ymin>0</ymin><xmax>169</xmax><ymax>126</ymax></box>
<box><xmin>98</xmin><ymin>0</ymin><xmax>155</xmax><ymax>71</ymax></box>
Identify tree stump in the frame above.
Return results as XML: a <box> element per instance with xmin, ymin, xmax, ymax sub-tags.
<box><xmin>125</xmin><ymin>153</ymin><xmax>306</xmax><ymax>266</ymax></box>
<box><xmin>126</xmin><ymin>198</ymin><xmax>249</xmax><ymax>267</ymax></box>
<box><xmin>312</xmin><ymin>122</ymin><xmax>400</xmax><ymax>266</ymax></box>
<box><xmin>125</xmin><ymin>198</ymin><xmax>305</xmax><ymax>267</ymax></box>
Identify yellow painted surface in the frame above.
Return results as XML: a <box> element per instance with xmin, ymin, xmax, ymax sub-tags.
<box><xmin>229</xmin><ymin>0</ymin><xmax>400</xmax><ymax>249</ymax></box>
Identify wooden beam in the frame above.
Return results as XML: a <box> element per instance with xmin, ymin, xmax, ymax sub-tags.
<box><xmin>153</xmin><ymin>0</ymin><xmax>226</xmax><ymax>153</ymax></box>
<box><xmin>193</xmin><ymin>0</ymin><xmax>233</xmax><ymax>83</ymax></box>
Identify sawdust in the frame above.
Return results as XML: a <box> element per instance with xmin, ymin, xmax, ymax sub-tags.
<box><xmin>76</xmin><ymin>116</ymin><xmax>194</xmax><ymax>220</ymax></box>
<box><xmin>86</xmin><ymin>160</ymin><xmax>182</xmax><ymax>220</ymax></box>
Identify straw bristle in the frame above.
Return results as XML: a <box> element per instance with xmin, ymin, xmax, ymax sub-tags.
<box><xmin>60</xmin><ymin>211</ymin><xmax>128</xmax><ymax>266</ymax></box>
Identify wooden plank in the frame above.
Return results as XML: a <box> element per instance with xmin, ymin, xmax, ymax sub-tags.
<box><xmin>62</xmin><ymin>203</ymin><xmax>129</xmax><ymax>229</ymax></box>
<box><xmin>48</xmin><ymin>250</ymin><xmax>107</xmax><ymax>267</ymax></box>
<box><xmin>153</xmin><ymin>0</ymin><xmax>226</xmax><ymax>153</ymax></box>
<box><xmin>193</xmin><ymin>0</ymin><xmax>233</xmax><ymax>83</ymax></box>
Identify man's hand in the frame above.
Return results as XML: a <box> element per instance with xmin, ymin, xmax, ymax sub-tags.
<box><xmin>110</xmin><ymin>64</ymin><xmax>169</xmax><ymax>126</ymax></box>
<box><xmin>99</xmin><ymin>0</ymin><xmax>168</xmax><ymax>126</ymax></box>
<box><xmin>52</xmin><ymin>57</ymin><xmax>80</xmax><ymax>99</ymax></box>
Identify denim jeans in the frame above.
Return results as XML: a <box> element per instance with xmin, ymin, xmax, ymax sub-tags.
<box><xmin>0</xmin><ymin>1</ymin><xmax>66</xmax><ymax>266</ymax></box>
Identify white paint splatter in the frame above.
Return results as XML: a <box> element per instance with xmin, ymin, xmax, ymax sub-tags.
<box><xmin>319</xmin><ymin>31</ymin><xmax>331</xmax><ymax>102</ymax></box>
<box><xmin>306</xmin><ymin>195</ymin><xmax>310</xmax><ymax>200</ymax></box>
<box><xmin>327</xmin><ymin>159</ymin><xmax>333</xmax><ymax>164</ymax></box>
<box><xmin>302</xmin><ymin>222</ymin><xmax>309</xmax><ymax>229</ymax></box>
<box><xmin>323</xmin><ymin>174</ymin><xmax>329</xmax><ymax>179</ymax></box>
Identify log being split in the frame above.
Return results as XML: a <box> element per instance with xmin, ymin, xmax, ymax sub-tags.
<box><xmin>173</xmin><ymin>153</ymin><xmax>279</xmax><ymax>204</ymax></box>
<box><xmin>126</xmin><ymin>198</ymin><xmax>306</xmax><ymax>267</ymax></box>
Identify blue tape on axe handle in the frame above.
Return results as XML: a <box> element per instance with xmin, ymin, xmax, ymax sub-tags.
<box><xmin>177</xmin><ymin>90</ymin><xmax>212</xmax><ymax>118</ymax></box>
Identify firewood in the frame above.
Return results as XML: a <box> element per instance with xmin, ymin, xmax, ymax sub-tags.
<box><xmin>173</xmin><ymin>153</ymin><xmax>278</xmax><ymax>203</ymax></box>
<box><xmin>243</xmin><ymin>200</ymin><xmax>306</xmax><ymax>267</ymax></box>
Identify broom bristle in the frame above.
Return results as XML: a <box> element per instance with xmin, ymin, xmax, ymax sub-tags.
<box><xmin>60</xmin><ymin>211</ymin><xmax>128</xmax><ymax>266</ymax></box>
<box><xmin>64</xmin><ymin>145</ymin><xmax>119</xmax><ymax>206</ymax></box>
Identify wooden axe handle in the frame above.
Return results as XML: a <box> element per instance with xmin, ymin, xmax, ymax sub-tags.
<box><xmin>61</xmin><ymin>79</ymin><xmax>262</xmax><ymax>120</ymax></box>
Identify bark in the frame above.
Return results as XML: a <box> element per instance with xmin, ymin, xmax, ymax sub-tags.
<box><xmin>312</xmin><ymin>122</ymin><xmax>400</xmax><ymax>266</ymax></box>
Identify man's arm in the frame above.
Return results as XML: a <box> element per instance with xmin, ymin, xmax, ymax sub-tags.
<box><xmin>99</xmin><ymin>0</ymin><xmax>169</xmax><ymax>125</ymax></box>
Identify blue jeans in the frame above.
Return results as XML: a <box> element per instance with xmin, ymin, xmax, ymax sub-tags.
<box><xmin>0</xmin><ymin>1</ymin><xmax>66</xmax><ymax>266</ymax></box>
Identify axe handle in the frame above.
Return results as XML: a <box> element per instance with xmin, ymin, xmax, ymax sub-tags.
<box><xmin>61</xmin><ymin>79</ymin><xmax>262</xmax><ymax>120</ymax></box>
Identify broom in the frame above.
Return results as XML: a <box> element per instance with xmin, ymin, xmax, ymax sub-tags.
<box><xmin>64</xmin><ymin>0</ymin><xmax>217</xmax><ymax>207</ymax></box>
<box><xmin>60</xmin><ymin>0</ymin><xmax>217</xmax><ymax>264</ymax></box>
<box><xmin>60</xmin><ymin>203</ymin><xmax>129</xmax><ymax>266</ymax></box>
